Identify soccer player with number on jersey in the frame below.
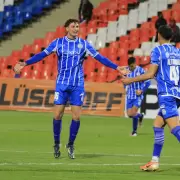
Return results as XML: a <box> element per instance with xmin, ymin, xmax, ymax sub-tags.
<box><xmin>126</xmin><ymin>57</ymin><xmax>150</xmax><ymax>136</ymax></box>
<box><xmin>14</xmin><ymin>19</ymin><xmax>127</xmax><ymax>159</ymax></box>
<box><xmin>122</xmin><ymin>25</ymin><xmax>180</xmax><ymax>171</ymax></box>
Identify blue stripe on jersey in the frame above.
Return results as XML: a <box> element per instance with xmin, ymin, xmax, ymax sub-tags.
<box><xmin>151</xmin><ymin>44</ymin><xmax>180</xmax><ymax>98</ymax></box>
<box><xmin>43</xmin><ymin>36</ymin><xmax>98</xmax><ymax>87</ymax></box>
<box><xmin>126</xmin><ymin>66</ymin><xmax>145</xmax><ymax>99</ymax></box>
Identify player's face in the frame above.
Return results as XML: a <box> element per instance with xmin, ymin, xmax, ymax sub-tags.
<box><xmin>66</xmin><ymin>23</ymin><xmax>79</xmax><ymax>38</ymax></box>
<box><xmin>129</xmin><ymin>63</ymin><xmax>136</xmax><ymax>71</ymax></box>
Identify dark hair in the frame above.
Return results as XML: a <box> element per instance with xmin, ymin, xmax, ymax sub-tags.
<box><xmin>128</xmin><ymin>57</ymin><xmax>136</xmax><ymax>65</ymax></box>
<box><xmin>64</xmin><ymin>19</ymin><xmax>79</xmax><ymax>27</ymax></box>
<box><xmin>158</xmin><ymin>25</ymin><xmax>173</xmax><ymax>40</ymax></box>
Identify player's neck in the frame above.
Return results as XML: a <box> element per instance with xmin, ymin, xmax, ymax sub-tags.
<box><xmin>159</xmin><ymin>40</ymin><xmax>170</xmax><ymax>45</ymax></box>
<box><xmin>66</xmin><ymin>34</ymin><xmax>77</xmax><ymax>40</ymax></box>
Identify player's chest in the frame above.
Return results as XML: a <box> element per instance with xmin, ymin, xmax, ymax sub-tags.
<box><xmin>57</xmin><ymin>42</ymin><xmax>85</xmax><ymax>56</ymax></box>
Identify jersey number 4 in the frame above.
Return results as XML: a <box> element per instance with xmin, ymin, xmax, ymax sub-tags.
<box><xmin>170</xmin><ymin>66</ymin><xmax>179</xmax><ymax>86</ymax></box>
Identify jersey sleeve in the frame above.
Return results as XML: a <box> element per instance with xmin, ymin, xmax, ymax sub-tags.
<box><xmin>151</xmin><ymin>47</ymin><xmax>161</xmax><ymax>66</ymax></box>
<box><xmin>85</xmin><ymin>40</ymin><xmax>99</xmax><ymax>57</ymax></box>
<box><xmin>43</xmin><ymin>39</ymin><xmax>58</xmax><ymax>55</ymax></box>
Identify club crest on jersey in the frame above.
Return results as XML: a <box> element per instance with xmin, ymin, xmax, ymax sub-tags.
<box><xmin>78</xmin><ymin>43</ymin><xmax>83</xmax><ymax>49</ymax></box>
<box><xmin>165</xmin><ymin>52</ymin><xmax>170</xmax><ymax>58</ymax></box>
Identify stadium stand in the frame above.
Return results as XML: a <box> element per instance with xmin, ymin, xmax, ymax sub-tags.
<box><xmin>0</xmin><ymin>0</ymin><xmax>64</xmax><ymax>40</ymax></box>
<box><xmin>0</xmin><ymin>0</ymin><xmax>180</xmax><ymax>82</ymax></box>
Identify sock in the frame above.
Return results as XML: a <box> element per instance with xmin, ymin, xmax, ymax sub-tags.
<box><xmin>136</xmin><ymin>113</ymin><xmax>142</xmax><ymax>119</ymax></box>
<box><xmin>68</xmin><ymin>120</ymin><xmax>80</xmax><ymax>145</ymax></box>
<box><xmin>53</xmin><ymin>119</ymin><xmax>62</xmax><ymax>145</ymax></box>
<box><xmin>132</xmin><ymin>114</ymin><xmax>139</xmax><ymax>133</ymax></box>
<box><xmin>152</xmin><ymin>127</ymin><xmax>164</xmax><ymax>162</ymax></box>
<box><xmin>171</xmin><ymin>126</ymin><xmax>180</xmax><ymax>142</ymax></box>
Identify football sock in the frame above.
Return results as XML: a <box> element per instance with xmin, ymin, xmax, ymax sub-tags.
<box><xmin>132</xmin><ymin>114</ymin><xmax>139</xmax><ymax>133</ymax></box>
<box><xmin>171</xmin><ymin>126</ymin><xmax>180</xmax><ymax>142</ymax></box>
<box><xmin>152</xmin><ymin>127</ymin><xmax>164</xmax><ymax>162</ymax></box>
<box><xmin>68</xmin><ymin>120</ymin><xmax>80</xmax><ymax>145</ymax></box>
<box><xmin>53</xmin><ymin>119</ymin><xmax>62</xmax><ymax>145</ymax></box>
<box><xmin>136</xmin><ymin>113</ymin><xmax>143</xmax><ymax>119</ymax></box>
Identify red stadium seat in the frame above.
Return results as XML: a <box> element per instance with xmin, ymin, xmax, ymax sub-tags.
<box><xmin>107</xmin><ymin>71</ymin><xmax>118</xmax><ymax>82</ymax></box>
<box><xmin>55</xmin><ymin>26</ymin><xmax>65</xmax><ymax>38</ymax></box>
<box><xmin>21</xmin><ymin>66</ymin><xmax>31</xmax><ymax>79</ymax></box>
<box><xmin>22</xmin><ymin>44</ymin><xmax>32</xmax><ymax>53</ymax></box>
<box><xmin>130</xmin><ymin>29</ymin><xmax>139</xmax><ymax>41</ymax></box>
<box><xmin>172</xmin><ymin>10</ymin><xmax>180</xmax><ymax>22</ymax></box>
<box><xmin>96</xmin><ymin>72</ymin><xmax>107</xmax><ymax>82</ymax></box>
<box><xmin>140</xmin><ymin>28</ymin><xmax>150</xmax><ymax>42</ymax></box>
<box><xmin>99</xmin><ymin>48</ymin><xmax>108</xmax><ymax>56</ymax></box>
<box><xmin>120</xmin><ymin>35</ymin><xmax>129</xmax><ymax>42</ymax></box>
<box><xmin>149</xmin><ymin>22</ymin><xmax>156</xmax><ymax>37</ymax></box>
<box><xmin>86</xmin><ymin>72</ymin><xmax>97</xmax><ymax>82</ymax></box>
<box><xmin>140</xmin><ymin>56</ymin><xmax>150</xmax><ymax>65</ymax></box>
<box><xmin>21</xmin><ymin>51</ymin><xmax>30</xmax><ymax>60</ymax></box>
<box><xmin>11</xmin><ymin>50</ymin><xmax>21</xmax><ymax>58</ymax></box>
<box><xmin>129</xmin><ymin>40</ymin><xmax>140</xmax><ymax>50</ymax></box>
<box><xmin>109</xmin><ymin>41</ymin><xmax>119</xmax><ymax>49</ymax></box>
<box><xmin>172</xmin><ymin>3</ymin><xmax>180</xmax><ymax>10</ymax></box>
<box><xmin>141</xmin><ymin>22</ymin><xmax>151</xmax><ymax>30</ymax></box>
<box><xmin>31</xmin><ymin>69</ymin><xmax>41</xmax><ymax>79</ymax></box>
<box><xmin>142</xmin><ymin>64</ymin><xmax>150</xmax><ymax>71</ymax></box>
<box><xmin>108</xmin><ymin>47</ymin><xmax>118</xmax><ymax>55</ymax></box>
<box><xmin>162</xmin><ymin>9</ymin><xmax>172</xmax><ymax>23</ymax></box>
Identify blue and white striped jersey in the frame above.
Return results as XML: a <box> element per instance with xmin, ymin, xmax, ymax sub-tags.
<box><xmin>151</xmin><ymin>44</ymin><xmax>180</xmax><ymax>98</ymax></box>
<box><xmin>126</xmin><ymin>66</ymin><xmax>149</xmax><ymax>99</ymax></box>
<box><xmin>44</xmin><ymin>36</ymin><xmax>99</xmax><ymax>87</ymax></box>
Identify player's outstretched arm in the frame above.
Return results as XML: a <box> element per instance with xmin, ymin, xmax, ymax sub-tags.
<box><xmin>14</xmin><ymin>51</ymin><xmax>48</xmax><ymax>74</ymax></box>
<box><xmin>122</xmin><ymin>64</ymin><xmax>158</xmax><ymax>85</ymax></box>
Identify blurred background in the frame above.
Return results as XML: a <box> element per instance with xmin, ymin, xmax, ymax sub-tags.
<box><xmin>0</xmin><ymin>0</ymin><xmax>179</xmax><ymax>81</ymax></box>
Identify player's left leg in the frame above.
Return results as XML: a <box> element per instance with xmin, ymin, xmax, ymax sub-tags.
<box><xmin>130</xmin><ymin>98</ymin><xmax>143</xmax><ymax>136</ymax></box>
<box><xmin>140</xmin><ymin>114</ymin><xmax>165</xmax><ymax>171</ymax></box>
<box><xmin>66</xmin><ymin>86</ymin><xmax>84</xmax><ymax>159</ymax></box>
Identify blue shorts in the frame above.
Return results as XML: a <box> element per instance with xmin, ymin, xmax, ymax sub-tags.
<box><xmin>54</xmin><ymin>84</ymin><xmax>85</xmax><ymax>106</ymax></box>
<box><xmin>126</xmin><ymin>97</ymin><xmax>142</xmax><ymax>110</ymax></box>
<box><xmin>158</xmin><ymin>96</ymin><xmax>180</xmax><ymax>120</ymax></box>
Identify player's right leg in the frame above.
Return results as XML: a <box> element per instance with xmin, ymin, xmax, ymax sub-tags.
<box><xmin>53</xmin><ymin>85</ymin><xmax>68</xmax><ymax>158</ymax></box>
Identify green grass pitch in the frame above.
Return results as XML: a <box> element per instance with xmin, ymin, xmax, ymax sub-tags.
<box><xmin>0</xmin><ymin>111</ymin><xmax>180</xmax><ymax>180</ymax></box>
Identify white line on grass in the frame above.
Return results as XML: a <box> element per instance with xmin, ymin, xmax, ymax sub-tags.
<box><xmin>0</xmin><ymin>149</ymin><xmax>175</xmax><ymax>158</ymax></box>
<box><xmin>0</xmin><ymin>162</ymin><xmax>180</xmax><ymax>166</ymax></box>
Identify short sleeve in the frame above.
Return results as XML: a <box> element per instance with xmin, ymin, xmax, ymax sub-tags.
<box><xmin>151</xmin><ymin>47</ymin><xmax>161</xmax><ymax>66</ymax></box>
<box><xmin>85</xmin><ymin>41</ymin><xmax>99</xmax><ymax>57</ymax></box>
<box><xmin>43</xmin><ymin>39</ymin><xmax>58</xmax><ymax>55</ymax></box>
<box><xmin>140</xmin><ymin>67</ymin><xmax>145</xmax><ymax>75</ymax></box>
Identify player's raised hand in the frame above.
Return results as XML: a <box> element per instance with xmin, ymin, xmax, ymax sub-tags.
<box><xmin>121</xmin><ymin>77</ymin><xmax>133</xmax><ymax>85</ymax></box>
<box><xmin>116</xmin><ymin>66</ymin><xmax>129</xmax><ymax>76</ymax></box>
<box><xmin>136</xmin><ymin>90</ymin><xmax>143</xmax><ymax>95</ymax></box>
<box><xmin>14</xmin><ymin>62</ymin><xmax>26</xmax><ymax>74</ymax></box>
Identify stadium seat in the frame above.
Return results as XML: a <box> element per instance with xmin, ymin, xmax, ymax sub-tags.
<box><xmin>140</xmin><ymin>56</ymin><xmax>151</xmax><ymax>65</ymax></box>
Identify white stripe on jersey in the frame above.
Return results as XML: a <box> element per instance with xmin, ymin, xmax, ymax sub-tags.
<box><xmin>55</xmin><ymin>39</ymin><xmax>59</xmax><ymax>56</ymax></box>
<box><xmin>58</xmin><ymin>37</ymin><xmax>64</xmax><ymax>84</ymax></box>
<box><xmin>157</xmin><ymin>46</ymin><xmax>168</xmax><ymax>95</ymax></box>
<box><xmin>62</xmin><ymin>40</ymin><xmax>69</xmax><ymax>84</ymax></box>
<box><xmin>73</xmin><ymin>38</ymin><xmax>81</xmax><ymax>86</ymax></box>
<box><xmin>67</xmin><ymin>41</ymin><xmax>75</xmax><ymax>85</ymax></box>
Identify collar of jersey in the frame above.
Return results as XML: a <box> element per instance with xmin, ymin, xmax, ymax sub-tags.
<box><xmin>65</xmin><ymin>36</ymin><xmax>78</xmax><ymax>42</ymax></box>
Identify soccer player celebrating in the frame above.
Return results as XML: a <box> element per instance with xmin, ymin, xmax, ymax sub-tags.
<box><xmin>14</xmin><ymin>19</ymin><xmax>126</xmax><ymax>159</ymax></box>
<box><xmin>125</xmin><ymin>57</ymin><xmax>150</xmax><ymax>136</ymax></box>
<box><xmin>122</xmin><ymin>25</ymin><xmax>180</xmax><ymax>171</ymax></box>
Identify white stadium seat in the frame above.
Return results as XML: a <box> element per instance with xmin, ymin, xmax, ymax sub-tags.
<box><xmin>96</xmin><ymin>28</ymin><xmax>107</xmax><ymax>49</ymax></box>
<box><xmin>107</xmin><ymin>21</ymin><xmax>117</xmax><ymax>42</ymax></box>
<box><xmin>128</xmin><ymin>9</ymin><xmax>138</xmax><ymax>30</ymax></box>
<box><xmin>133</xmin><ymin>48</ymin><xmax>143</xmax><ymax>56</ymax></box>
<box><xmin>117</xmin><ymin>15</ymin><xmax>128</xmax><ymax>37</ymax></box>
<box><xmin>138</xmin><ymin>2</ymin><xmax>148</xmax><ymax>24</ymax></box>
<box><xmin>87</xmin><ymin>34</ymin><xmax>97</xmax><ymax>47</ymax></box>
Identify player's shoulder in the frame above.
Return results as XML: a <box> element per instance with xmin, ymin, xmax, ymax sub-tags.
<box><xmin>137</xmin><ymin>66</ymin><xmax>145</xmax><ymax>73</ymax></box>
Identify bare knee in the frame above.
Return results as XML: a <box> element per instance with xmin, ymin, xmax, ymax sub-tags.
<box><xmin>72</xmin><ymin>112</ymin><xmax>81</xmax><ymax>120</ymax></box>
<box><xmin>54</xmin><ymin>106</ymin><xmax>65</xmax><ymax>120</ymax></box>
